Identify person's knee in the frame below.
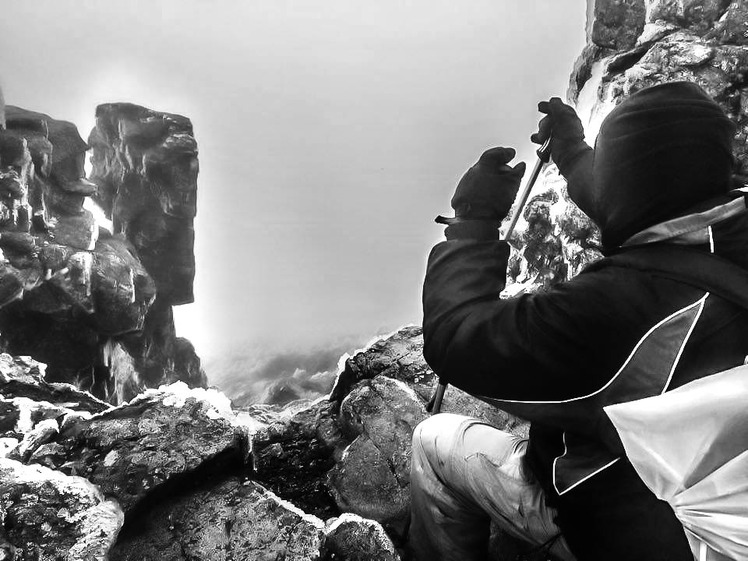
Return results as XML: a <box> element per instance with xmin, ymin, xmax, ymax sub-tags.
<box><xmin>412</xmin><ymin>413</ymin><xmax>472</xmax><ymax>475</ymax></box>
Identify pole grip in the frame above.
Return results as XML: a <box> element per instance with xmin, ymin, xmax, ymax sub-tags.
<box><xmin>427</xmin><ymin>382</ymin><xmax>447</xmax><ymax>414</ymax></box>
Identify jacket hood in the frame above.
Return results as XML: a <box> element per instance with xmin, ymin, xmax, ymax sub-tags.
<box><xmin>574</xmin><ymin>81</ymin><xmax>736</xmax><ymax>250</ymax></box>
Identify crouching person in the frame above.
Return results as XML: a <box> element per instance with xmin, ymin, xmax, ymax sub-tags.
<box><xmin>411</xmin><ymin>82</ymin><xmax>748</xmax><ymax>561</ymax></box>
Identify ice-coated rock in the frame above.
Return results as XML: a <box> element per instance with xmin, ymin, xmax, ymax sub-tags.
<box><xmin>0</xmin><ymin>457</ymin><xmax>123</xmax><ymax>560</ymax></box>
<box><xmin>110</xmin><ymin>478</ymin><xmax>325</xmax><ymax>561</ymax></box>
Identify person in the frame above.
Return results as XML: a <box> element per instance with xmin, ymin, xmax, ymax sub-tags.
<box><xmin>410</xmin><ymin>81</ymin><xmax>748</xmax><ymax>561</ymax></box>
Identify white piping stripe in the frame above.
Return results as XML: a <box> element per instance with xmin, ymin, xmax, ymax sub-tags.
<box><xmin>551</xmin><ymin>431</ymin><xmax>568</xmax><ymax>494</ymax></box>
<box><xmin>550</xmin><ymin>293</ymin><xmax>707</xmax><ymax>495</ymax></box>
<box><xmin>477</xmin><ymin>295</ymin><xmax>707</xmax><ymax>406</ymax></box>
<box><xmin>556</xmin><ymin>457</ymin><xmax>621</xmax><ymax>496</ymax></box>
<box><xmin>662</xmin><ymin>293</ymin><xmax>708</xmax><ymax>393</ymax></box>
<box><xmin>708</xmin><ymin>225</ymin><xmax>715</xmax><ymax>254</ymax></box>
<box><xmin>623</xmin><ymin>195</ymin><xmax>746</xmax><ymax>246</ymax></box>
<box><xmin>699</xmin><ymin>540</ymin><xmax>708</xmax><ymax>561</ymax></box>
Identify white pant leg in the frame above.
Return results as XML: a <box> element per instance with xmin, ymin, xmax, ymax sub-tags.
<box><xmin>409</xmin><ymin>413</ymin><xmax>576</xmax><ymax>561</ymax></box>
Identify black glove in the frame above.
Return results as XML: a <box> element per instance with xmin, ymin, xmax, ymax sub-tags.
<box><xmin>530</xmin><ymin>98</ymin><xmax>589</xmax><ymax>174</ymax></box>
<box><xmin>449</xmin><ymin>147</ymin><xmax>526</xmax><ymax>222</ymax></box>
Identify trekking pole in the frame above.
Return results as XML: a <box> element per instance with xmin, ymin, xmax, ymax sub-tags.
<box><xmin>427</xmin><ymin>137</ymin><xmax>553</xmax><ymax>414</ymax></box>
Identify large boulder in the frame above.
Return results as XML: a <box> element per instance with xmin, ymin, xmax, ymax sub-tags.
<box><xmin>25</xmin><ymin>383</ymin><xmax>249</xmax><ymax>513</ymax></box>
<box><xmin>328</xmin><ymin>376</ymin><xmax>425</xmax><ymax>534</ymax></box>
<box><xmin>110</xmin><ymin>478</ymin><xmax>325</xmax><ymax>561</ymax></box>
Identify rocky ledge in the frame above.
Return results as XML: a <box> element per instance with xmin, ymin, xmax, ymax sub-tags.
<box><xmin>0</xmin><ymin>327</ymin><xmax>531</xmax><ymax>560</ymax></box>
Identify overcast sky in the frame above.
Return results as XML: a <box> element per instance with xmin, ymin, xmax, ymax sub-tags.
<box><xmin>0</xmin><ymin>1</ymin><xmax>587</xmax><ymax>367</ymax></box>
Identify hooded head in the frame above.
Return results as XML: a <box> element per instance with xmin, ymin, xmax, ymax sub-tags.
<box><xmin>573</xmin><ymin>81</ymin><xmax>736</xmax><ymax>250</ymax></box>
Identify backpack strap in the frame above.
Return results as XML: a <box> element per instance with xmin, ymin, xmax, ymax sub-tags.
<box><xmin>608</xmin><ymin>244</ymin><xmax>748</xmax><ymax>311</ymax></box>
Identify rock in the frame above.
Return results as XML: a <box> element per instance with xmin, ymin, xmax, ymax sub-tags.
<box><xmin>89</xmin><ymin>103</ymin><xmax>198</xmax><ymax>306</ymax></box>
<box><xmin>327</xmin><ymin>435</ymin><xmax>408</xmax><ymax>534</ymax></box>
<box><xmin>0</xmin><ymin>353</ymin><xmax>110</xmax><ymax>414</ymax></box>
<box><xmin>92</xmin><ymin>236</ymin><xmax>155</xmax><ymax>336</ymax></box>
<box><xmin>252</xmin><ymin>399</ymin><xmax>342</xmax><ymax>520</ymax></box>
<box><xmin>590</xmin><ymin>0</ymin><xmax>646</xmax><ymax>50</ymax></box>
<box><xmin>51</xmin><ymin>210</ymin><xmax>98</xmax><ymax>250</ymax></box>
<box><xmin>10</xmin><ymin>417</ymin><xmax>59</xmax><ymax>463</ymax></box>
<box><xmin>324</xmin><ymin>513</ymin><xmax>400</xmax><ymax>561</ymax></box>
<box><xmin>338</xmin><ymin>376</ymin><xmax>425</xmax><ymax>487</ymax></box>
<box><xmin>0</xmin><ymin>457</ymin><xmax>124</xmax><ymax>560</ymax></box>
<box><xmin>327</xmin><ymin>376</ymin><xmax>425</xmax><ymax>535</ymax></box>
<box><xmin>645</xmin><ymin>0</ymin><xmax>731</xmax><ymax>33</ymax></box>
<box><xmin>0</xmin><ymin>264</ymin><xmax>23</xmax><ymax>306</ymax></box>
<box><xmin>110</xmin><ymin>478</ymin><xmax>325</xmax><ymax>561</ymax></box>
<box><xmin>33</xmin><ymin>383</ymin><xmax>248</xmax><ymax>513</ymax></box>
<box><xmin>0</xmin><ymin>102</ymin><xmax>203</xmax><ymax>404</ymax></box>
<box><xmin>707</xmin><ymin>0</ymin><xmax>748</xmax><ymax>44</ymax></box>
<box><xmin>0</xmin><ymin>232</ymin><xmax>35</xmax><ymax>254</ymax></box>
<box><xmin>331</xmin><ymin>326</ymin><xmax>529</xmax><ymax>435</ymax></box>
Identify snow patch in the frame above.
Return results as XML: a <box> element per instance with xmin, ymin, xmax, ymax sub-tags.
<box><xmin>157</xmin><ymin>382</ymin><xmax>234</xmax><ymax>419</ymax></box>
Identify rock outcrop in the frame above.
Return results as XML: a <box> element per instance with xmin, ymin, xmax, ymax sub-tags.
<box><xmin>0</xmin><ymin>327</ymin><xmax>527</xmax><ymax>559</ymax></box>
<box><xmin>505</xmin><ymin>0</ymin><xmax>748</xmax><ymax>294</ymax></box>
<box><xmin>0</xmin><ymin>100</ymin><xmax>204</xmax><ymax>404</ymax></box>
<box><xmin>572</xmin><ymin>0</ymin><xmax>748</xmax><ymax>170</ymax></box>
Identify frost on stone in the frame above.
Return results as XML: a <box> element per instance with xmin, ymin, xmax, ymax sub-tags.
<box><xmin>0</xmin><ymin>458</ymin><xmax>123</xmax><ymax>560</ymax></box>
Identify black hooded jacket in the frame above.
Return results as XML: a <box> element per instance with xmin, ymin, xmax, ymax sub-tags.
<box><xmin>422</xmin><ymin>83</ymin><xmax>748</xmax><ymax>560</ymax></box>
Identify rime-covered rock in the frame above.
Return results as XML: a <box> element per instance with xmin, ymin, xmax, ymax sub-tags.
<box><xmin>109</xmin><ymin>478</ymin><xmax>325</xmax><ymax>561</ymax></box>
<box><xmin>324</xmin><ymin>513</ymin><xmax>401</xmax><ymax>561</ymax></box>
<box><xmin>29</xmin><ymin>383</ymin><xmax>249</xmax><ymax>513</ymax></box>
<box><xmin>0</xmin><ymin>458</ymin><xmax>123</xmax><ymax>560</ymax></box>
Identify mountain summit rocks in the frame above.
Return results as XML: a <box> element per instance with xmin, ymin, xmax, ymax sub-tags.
<box><xmin>2</xmin><ymin>1</ymin><xmax>746</xmax><ymax>558</ymax></box>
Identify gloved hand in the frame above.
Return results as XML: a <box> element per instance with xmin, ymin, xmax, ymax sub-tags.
<box><xmin>530</xmin><ymin>97</ymin><xmax>589</xmax><ymax>174</ymax></box>
<box><xmin>449</xmin><ymin>147</ymin><xmax>526</xmax><ymax>222</ymax></box>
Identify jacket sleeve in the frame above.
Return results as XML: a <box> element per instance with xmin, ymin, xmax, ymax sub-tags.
<box><xmin>422</xmin><ymin>232</ymin><xmax>646</xmax><ymax>402</ymax></box>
